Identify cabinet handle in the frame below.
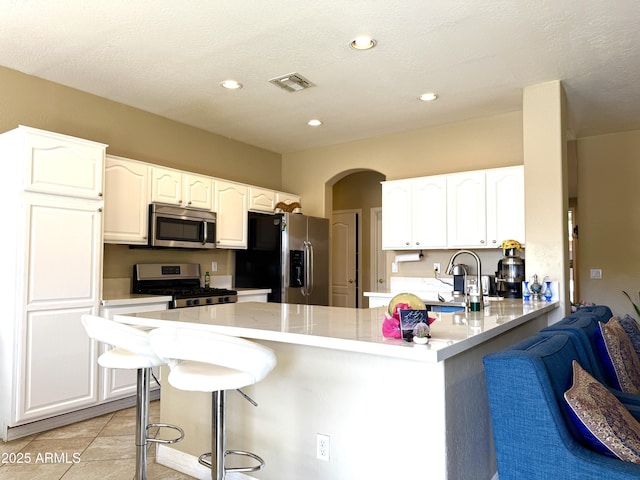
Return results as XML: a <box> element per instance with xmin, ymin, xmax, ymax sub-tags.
<box><xmin>415</xmin><ymin>242</ymin><xmax>420</xmax><ymax>246</ymax></box>
<box><xmin>480</xmin><ymin>240</ymin><xmax>485</xmax><ymax>244</ymax></box>
<box><xmin>98</xmin><ymin>192</ymin><xmax>103</xmax><ymax>197</ymax></box>
<box><xmin>188</xmin><ymin>201</ymin><xmax>192</xmax><ymax>205</ymax></box>
<box><xmin>492</xmin><ymin>239</ymin><xmax>497</xmax><ymax>244</ymax></box>
<box><xmin>405</xmin><ymin>241</ymin><xmax>410</xmax><ymax>245</ymax></box>
<box><xmin>378</xmin><ymin>279</ymin><xmax>384</xmax><ymax>284</ymax></box>
<box><xmin>98</xmin><ymin>208</ymin><xmax>103</xmax><ymax>213</ymax></box>
<box><xmin>348</xmin><ymin>279</ymin><xmax>354</xmax><ymax>284</ymax></box>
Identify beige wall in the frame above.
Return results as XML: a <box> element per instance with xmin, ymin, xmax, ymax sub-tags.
<box><xmin>577</xmin><ymin>129</ymin><xmax>640</xmax><ymax>317</ymax></box>
<box><xmin>281</xmin><ymin>111</ymin><xmax>524</xmax><ymax>217</ymax></box>
<box><xmin>0</xmin><ymin>66</ymin><xmax>282</xmax><ymax>279</ymax></box>
<box><xmin>0</xmin><ymin>66</ymin><xmax>281</xmax><ymax>188</ymax></box>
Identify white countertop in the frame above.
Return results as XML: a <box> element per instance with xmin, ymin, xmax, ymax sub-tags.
<box><xmin>101</xmin><ymin>293</ymin><xmax>173</xmax><ymax>307</ymax></box>
<box><xmin>114</xmin><ymin>300</ymin><xmax>558</xmax><ymax>363</ymax></box>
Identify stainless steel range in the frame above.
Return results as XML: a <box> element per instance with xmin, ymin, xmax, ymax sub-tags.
<box><xmin>132</xmin><ymin>263</ymin><xmax>237</xmax><ymax>309</ymax></box>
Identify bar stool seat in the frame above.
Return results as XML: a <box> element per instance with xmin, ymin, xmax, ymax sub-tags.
<box><xmin>81</xmin><ymin>314</ymin><xmax>184</xmax><ymax>480</ymax></box>
<box><xmin>148</xmin><ymin>327</ymin><xmax>277</xmax><ymax>480</ymax></box>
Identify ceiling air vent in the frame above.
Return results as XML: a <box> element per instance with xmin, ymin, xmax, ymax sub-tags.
<box><xmin>269</xmin><ymin>73</ymin><xmax>315</xmax><ymax>92</ymax></box>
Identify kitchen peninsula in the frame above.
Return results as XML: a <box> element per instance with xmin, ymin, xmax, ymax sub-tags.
<box><xmin>115</xmin><ymin>300</ymin><xmax>557</xmax><ymax>480</ymax></box>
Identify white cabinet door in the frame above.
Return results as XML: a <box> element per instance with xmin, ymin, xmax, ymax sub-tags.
<box><xmin>16</xmin><ymin>196</ymin><xmax>103</xmax><ymax>424</ymax></box>
<box><xmin>215</xmin><ymin>180</ymin><xmax>248</xmax><ymax>248</ymax></box>
<box><xmin>486</xmin><ymin>166</ymin><xmax>525</xmax><ymax>246</ymax></box>
<box><xmin>413</xmin><ymin>175</ymin><xmax>448</xmax><ymax>248</ymax></box>
<box><xmin>17</xmin><ymin>306</ymin><xmax>98</xmax><ymax>423</ymax></box>
<box><xmin>150</xmin><ymin>167</ymin><xmax>183</xmax><ymax>206</ymax></box>
<box><xmin>25</xmin><ymin>197</ymin><xmax>103</xmax><ymax>309</ymax></box>
<box><xmin>382</xmin><ymin>177</ymin><xmax>447</xmax><ymax>249</ymax></box>
<box><xmin>381</xmin><ymin>180</ymin><xmax>413</xmax><ymax>249</ymax></box>
<box><xmin>20</xmin><ymin>126</ymin><xmax>106</xmax><ymax>200</ymax></box>
<box><xmin>104</xmin><ymin>155</ymin><xmax>150</xmax><ymax>244</ymax></box>
<box><xmin>184</xmin><ymin>173</ymin><xmax>214</xmax><ymax>210</ymax></box>
<box><xmin>447</xmin><ymin>171</ymin><xmax>487</xmax><ymax>248</ymax></box>
<box><xmin>249</xmin><ymin>187</ymin><xmax>277</xmax><ymax>212</ymax></box>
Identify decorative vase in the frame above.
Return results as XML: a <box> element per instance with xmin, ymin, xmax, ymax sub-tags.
<box><xmin>523</xmin><ymin>281</ymin><xmax>531</xmax><ymax>302</ymax></box>
<box><xmin>544</xmin><ymin>281</ymin><xmax>553</xmax><ymax>302</ymax></box>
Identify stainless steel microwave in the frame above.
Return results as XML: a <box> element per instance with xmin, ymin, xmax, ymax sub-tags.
<box><xmin>148</xmin><ymin>204</ymin><xmax>216</xmax><ymax>249</ymax></box>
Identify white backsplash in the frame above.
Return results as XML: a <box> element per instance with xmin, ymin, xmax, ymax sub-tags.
<box><xmin>389</xmin><ymin>276</ymin><xmax>454</xmax><ymax>301</ymax></box>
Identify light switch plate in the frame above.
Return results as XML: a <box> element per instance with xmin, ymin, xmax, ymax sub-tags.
<box><xmin>590</xmin><ymin>268</ymin><xmax>602</xmax><ymax>279</ymax></box>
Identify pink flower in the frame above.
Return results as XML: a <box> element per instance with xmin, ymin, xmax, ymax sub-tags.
<box><xmin>382</xmin><ymin>314</ymin><xmax>402</xmax><ymax>339</ymax></box>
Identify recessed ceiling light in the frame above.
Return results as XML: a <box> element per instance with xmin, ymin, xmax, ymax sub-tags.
<box><xmin>307</xmin><ymin>119</ymin><xmax>323</xmax><ymax>127</ymax></box>
<box><xmin>220</xmin><ymin>79</ymin><xmax>243</xmax><ymax>90</ymax></box>
<box><xmin>349</xmin><ymin>36</ymin><xmax>377</xmax><ymax>50</ymax></box>
<box><xmin>418</xmin><ymin>93</ymin><xmax>439</xmax><ymax>102</ymax></box>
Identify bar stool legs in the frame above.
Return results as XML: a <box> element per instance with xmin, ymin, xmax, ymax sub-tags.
<box><xmin>198</xmin><ymin>390</ymin><xmax>265</xmax><ymax>480</ymax></box>
<box><xmin>134</xmin><ymin>367</ymin><xmax>185</xmax><ymax>480</ymax></box>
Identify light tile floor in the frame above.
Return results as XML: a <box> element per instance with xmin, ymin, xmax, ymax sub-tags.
<box><xmin>0</xmin><ymin>401</ymin><xmax>195</xmax><ymax>479</ymax></box>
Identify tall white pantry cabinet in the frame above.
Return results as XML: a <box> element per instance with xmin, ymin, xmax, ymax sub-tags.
<box><xmin>0</xmin><ymin>126</ymin><xmax>106</xmax><ymax>440</ymax></box>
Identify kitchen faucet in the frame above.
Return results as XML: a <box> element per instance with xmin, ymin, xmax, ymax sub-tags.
<box><xmin>445</xmin><ymin>250</ymin><xmax>483</xmax><ymax>310</ymax></box>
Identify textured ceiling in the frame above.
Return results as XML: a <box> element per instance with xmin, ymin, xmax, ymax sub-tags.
<box><xmin>1</xmin><ymin>0</ymin><xmax>639</xmax><ymax>153</ymax></box>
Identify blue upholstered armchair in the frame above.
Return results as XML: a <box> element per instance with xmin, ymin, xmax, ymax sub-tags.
<box><xmin>484</xmin><ymin>332</ymin><xmax>640</xmax><ymax>479</ymax></box>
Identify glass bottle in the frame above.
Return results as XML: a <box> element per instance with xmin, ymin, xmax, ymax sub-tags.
<box><xmin>544</xmin><ymin>280</ymin><xmax>552</xmax><ymax>302</ymax></box>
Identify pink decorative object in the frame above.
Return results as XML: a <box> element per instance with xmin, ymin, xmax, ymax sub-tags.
<box><xmin>382</xmin><ymin>314</ymin><xmax>402</xmax><ymax>339</ymax></box>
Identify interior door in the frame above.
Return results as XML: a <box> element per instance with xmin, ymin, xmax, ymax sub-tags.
<box><xmin>331</xmin><ymin>211</ymin><xmax>357</xmax><ymax>307</ymax></box>
<box><xmin>370</xmin><ymin>208</ymin><xmax>387</xmax><ymax>296</ymax></box>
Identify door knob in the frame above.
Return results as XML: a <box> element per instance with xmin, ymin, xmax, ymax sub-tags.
<box><xmin>378</xmin><ymin>278</ymin><xmax>384</xmax><ymax>283</ymax></box>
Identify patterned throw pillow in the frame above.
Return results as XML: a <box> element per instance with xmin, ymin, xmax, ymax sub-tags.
<box><xmin>617</xmin><ymin>314</ymin><xmax>640</xmax><ymax>359</ymax></box>
<box><xmin>594</xmin><ymin>318</ymin><xmax>640</xmax><ymax>394</ymax></box>
<box><xmin>564</xmin><ymin>361</ymin><xmax>640</xmax><ymax>462</ymax></box>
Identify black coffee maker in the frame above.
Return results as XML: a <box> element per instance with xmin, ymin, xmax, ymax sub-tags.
<box><xmin>496</xmin><ymin>246</ymin><xmax>525</xmax><ymax>298</ymax></box>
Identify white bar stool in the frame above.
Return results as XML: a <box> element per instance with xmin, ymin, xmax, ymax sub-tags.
<box><xmin>148</xmin><ymin>327</ymin><xmax>277</xmax><ymax>480</ymax></box>
<box><xmin>81</xmin><ymin>314</ymin><xmax>185</xmax><ymax>480</ymax></box>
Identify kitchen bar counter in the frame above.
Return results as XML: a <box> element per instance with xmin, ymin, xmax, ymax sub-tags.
<box><xmin>114</xmin><ymin>300</ymin><xmax>556</xmax><ymax>362</ymax></box>
<box><xmin>114</xmin><ymin>301</ymin><xmax>557</xmax><ymax>480</ymax></box>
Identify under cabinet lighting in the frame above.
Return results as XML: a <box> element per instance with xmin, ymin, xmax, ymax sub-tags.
<box><xmin>307</xmin><ymin>119</ymin><xmax>323</xmax><ymax>127</ymax></box>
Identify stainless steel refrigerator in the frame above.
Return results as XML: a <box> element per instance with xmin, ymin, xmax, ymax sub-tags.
<box><xmin>235</xmin><ymin>212</ymin><xmax>329</xmax><ymax>305</ymax></box>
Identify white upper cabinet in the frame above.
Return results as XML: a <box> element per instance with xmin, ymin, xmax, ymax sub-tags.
<box><xmin>150</xmin><ymin>167</ymin><xmax>214</xmax><ymax>210</ymax></box>
<box><xmin>150</xmin><ymin>166</ymin><xmax>183</xmax><ymax>206</ymax></box>
<box><xmin>104</xmin><ymin>155</ymin><xmax>150</xmax><ymax>244</ymax></box>
<box><xmin>486</xmin><ymin>165</ymin><xmax>525</xmax><ymax>246</ymax></box>
<box><xmin>12</xmin><ymin>126</ymin><xmax>106</xmax><ymax>200</ymax></box>
<box><xmin>382</xmin><ymin>166</ymin><xmax>524</xmax><ymax>250</ymax></box>
<box><xmin>382</xmin><ymin>176</ymin><xmax>448</xmax><ymax>250</ymax></box>
<box><xmin>214</xmin><ymin>180</ymin><xmax>248</xmax><ymax>249</ymax></box>
<box><xmin>382</xmin><ymin>180</ymin><xmax>413</xmax><ymax>249</ymax></box>
<box><xmin>249</xmin><ymin>186</ymin><xmax>277</xmax><ymax>212</ymax></box>
<box><xmin>447</xmin><ymin>171</ymin><xmax>487</xmax><ymax>248</ymax></box>
<box><xmin>184</xmin><ymin>173</ymin><xmax>214</xmax><ymax>210</ymax></box>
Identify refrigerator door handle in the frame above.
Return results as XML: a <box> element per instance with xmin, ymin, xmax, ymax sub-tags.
<box><xmin>304</xmin><ymin>240</ymin><xmax>314</xmax><ymax>297</ymax></box>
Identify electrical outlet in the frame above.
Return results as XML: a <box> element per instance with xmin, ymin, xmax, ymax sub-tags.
<box><xmin>211</xmin><ymin>261</ymin><xmax>218</xmax><ymax>272</ymax></box>
<box><xmin>316</xmin><ymin>433</ymin><xmax>330</xmax><ymax>461</ymax></box>
<box><xmin>434</xmin><ymin>263</ymin><xmax>440</xmax><ymax>274</ymax></box>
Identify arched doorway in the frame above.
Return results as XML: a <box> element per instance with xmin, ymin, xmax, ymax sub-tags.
<box><xmin>330</xmin><ymin>170</ymin><xmax>385</xmax><ymax>307</ymax></box>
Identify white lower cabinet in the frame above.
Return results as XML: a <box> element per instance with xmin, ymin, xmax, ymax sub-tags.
<box><xmin>99</xmin><ymin>301</ymin><xmax>168</xmax><ymax>401</ymax></box>
<box><xmin>19</xmin><ymin>306</ymin><xmax>98</xmax><ymax>423</ymax></box>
